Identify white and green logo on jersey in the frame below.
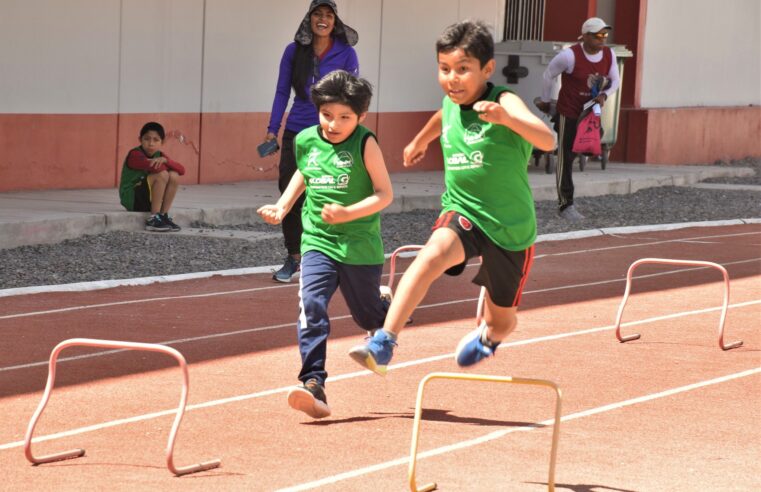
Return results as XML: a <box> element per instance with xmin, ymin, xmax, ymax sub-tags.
<box><xmin>308</xmin><ymin>173</ymin><xmax>350</xmax><ymax>189</ymax></box>
<box><xmin>334</xmin><ymin>151</ymin><xmax>354</xmax><ymax>168</ymax></box>
<box><xmin>441</xmin><ymin>124</ymin><xmax>453</xmax><ymax>149</ymax></box>
<box><xmin>463</xmin><ymin>123</ymin><xmax>486</xmax><ymax>145</ymax></box>
<box><xmin>306</xmin><ymin>148</ymin><xmax>321</xmax><ymax>168</ymax></box>
<box><xmin>446</xmin><ymin>150</ymin><xmax>484</xmax><ymax>170</ymax></box>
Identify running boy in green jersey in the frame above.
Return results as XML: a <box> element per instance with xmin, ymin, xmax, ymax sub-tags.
<box><xmin>257</xmin><ymin>70</ymin><xmax>393</xmax><ymax>419</ymax></box>
<box><xmin>349</xmin><ymin>20</ymin><xmax>555</xmax><ymax>373</ymax></box>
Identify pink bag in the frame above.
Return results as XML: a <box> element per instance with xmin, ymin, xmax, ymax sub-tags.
<box><xmin>572</xmin><ymin>111</ymin><xmax>602</xmax><ymax>155</ymax></box>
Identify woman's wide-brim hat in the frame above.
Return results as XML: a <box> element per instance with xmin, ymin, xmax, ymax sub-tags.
<box><xmin>294</xmin><ymin>0</ymin><xmax>358</xmax><ymax>47</ymax></box>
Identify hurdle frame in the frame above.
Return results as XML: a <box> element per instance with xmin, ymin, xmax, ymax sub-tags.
<box><xmin>408</xmin><ymin>372</ymin><xmax>562</xmax><ymax>492</ymax></box>
<box><xmin>387</xmin><ymin>245</ymin><xmax>487</xmax><ymax>326</ymax></box>
<box><xmin>614</xmin><ymin>258</ymin><xmax>743</xmax><ymax>350</ymax></box>
<box><xmin>24</xmin><ymin>338</ymin><xmax>221</xmax><ymax>476</ymax></box>
<box><xmin>387</xmin><ymin>245</ymin><xmax>426</xmax><ymax>291</ymax></box>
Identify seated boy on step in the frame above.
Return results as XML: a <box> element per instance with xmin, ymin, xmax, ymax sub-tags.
<box><xmin>119</xmin><ymin>121</ymin><xmax>185</xmax><ymax>232</ymax></box>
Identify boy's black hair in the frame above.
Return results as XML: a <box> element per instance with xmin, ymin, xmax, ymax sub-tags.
<box><xmin>310</xmin><ymin>70</ymin><xmax>373</xmax><ymax>115</ymax></box>
<box><xmin>140</xmin><ymin>121</ymin><xmax>165</xmax><ymax>140</ymax></box>
<box><xmin>435</xmin><ymin>20</ymin><xmax>494</xmax><ymax>67</ymax></box>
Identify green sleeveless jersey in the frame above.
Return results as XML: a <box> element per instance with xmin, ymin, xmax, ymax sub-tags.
<box><xmin>440</xmin><ymin>84</ymin><xmax>536</xmax><ymax>250</ymax></box>
<box><xmin>119</xmin><ymin>146</ymin><xmax>156</xmax><ymax>211</ymax></box>
<box><xmin>294</xmin><ymin>125</ymin><xmax>384</xmax><ymax>265</ymax></box>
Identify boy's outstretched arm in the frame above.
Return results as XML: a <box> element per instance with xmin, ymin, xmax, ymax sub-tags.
<box><xmin>403</xmin><ymin>109</ymin><xmax>443</xmax><ymax>167</ymax></box>
<box><xmin>257</xmin><ymin>170</ymin><xmax>306</xmax><ymax>224</ymax></box>
<box><xmin>127</xmin><ymin>150</ymin><xmax>168</xmax><ymax>173</ymax></box>
<box><xmin>474</xmin><ymin>92</ymin><xmax>556</xmax><ymax>151</ymax></box>
<box><xmin>162</xmin><ymin>153</ymin><xmax>186</xmax><ymax>175</ymax></box>
<box><xmin>321</xmin><ymin>137</ymin><xmax>393</xmax><ymax>224</ymax></box>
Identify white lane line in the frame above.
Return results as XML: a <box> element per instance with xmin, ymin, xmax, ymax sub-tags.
<box><xmin>0</xmin><ymin>265</ymin><xmax>282</xmax><ymax>299</ymax></box>
<box><xmin>1</xmin><ymin>260</ymin><xmax>758</xmax><ymax>373</ymax></box>
<box><xmin>0</xmin><ymin>245</ymin><xmax>761</xmax><ymax>321</ymax></box>
<box><xmin>1</xmin><ymin>299</ymin><xmax>758</xmax><ymax>452</ymax></box>
<box><xmin>331</xmin><ymin>299</ymin><xmax>761</xmax><ymax>374</ymax></box>
<box><xmin>525</xmin><ymin>258</ymin><xmax>758</xmax><ymax>294</ymax></box>
<box><xmin>536</xmin><ymin>230</ymin><xmax>761</xmax><ymax>258</ymax></box>
<box><xmin>1</xmin><ymin>253</ymin><xmax>757</xmax><ymax>322</ymax></box>
<box><xmin>0</xmin><ymin>258</ymin><xmax>761</xmax><ymax>372</ymax></box>
<box><xmin>1</xmin><ymin>226</ymin><xmax>758</xmax><ymax>301</ymax></box>
<box><xmin>535</xmin><ymin>219</ymin><xmax>760</xmax><ymax>243</ymax></box>
<box><xmin>276</xmin><ymin>367</ymin><xmax>761</xmax><ymax>491</ymax></box>
<box><xmin>0</xmin><ymin>283</ymin><xmax>296</xmax><ymax>321</ymax></box>
<box><xmin>2</xmin><ymin>233</ymin><xmax>758</xmax><ymax>321</ymax></box>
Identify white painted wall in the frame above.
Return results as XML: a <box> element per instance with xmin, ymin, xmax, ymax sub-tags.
<box><xmin>119</xmin><ymin>0</ymin><xmax>205</xmax><ymax>113</ymax></box>
<box><xmin>640</xmin><ymin>0</ymin><xmax>761</xmax><ymax>108</ymax></box>
<box><xmin>0</xmin><ymin>0</ymin><xmax>121</xmax><ymax>113</ymax></box>
<box><xmin>459</xmin><ymin>0</ymin><xmax>506</xmax><ymax>41</ymax></box>
<box><xmin>376</xmin><ymin>0</ymin><xmax>459</xmax><ymax>112</ymax></box>
<box><xmin>596</xmin><ymin>0</ymin><xmax>616</xmax><ymax>44</ymax></box>
<box><xmin>0</xmin><ymin>0</ymin><xmax>512</xmax><ymax>115</ymax></box>
<box><xmin>340</xmin><ymin>0</ymin><xmax>383</xmax><ymax>113</ymax></box>
<box><xmin>5</xmin><ymin>1</ymin><xmax>755</xmax><ymax>116</ymax></box>
<box><xmin>377</xmin><ymin>0</ymin><xmax>506</xmax><ymax>112</ymax></box>
<box><xmin>201</xmin><ymin>0</ymin><xmax>297</xmax><ymax>113</ymax></box>
<box><xmin>201</xmin><ymin>0</ymin><xmax>380</xmax><ymax>113</ymax></box>
<box><xmin>201</xmin><ymin>0</ymin><xmax>505</xmax><ymax>113</ymax></box>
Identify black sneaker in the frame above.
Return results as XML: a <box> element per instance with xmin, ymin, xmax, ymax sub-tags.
<box><xmin>287</xmin><ymin>379</ymin><xmax>331</xmax><ymax>419</ymax></box>
<box><xmin>160</xmin><ymin>213</ymin><xmax>181</xmax><ymax>232</ymax></box>
<box><xmin>145</xmin><ymin>214</ymin><xmax>171</xmax><ymax>232</ymax></box>
<box><xmin>272</xmin><ymin>255</ymin><xmax>300</xmax><ymax>283</ymax></box>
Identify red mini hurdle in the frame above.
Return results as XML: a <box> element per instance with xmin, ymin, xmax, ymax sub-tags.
<box><xmin>24</xmin><ymin>338</ymin><xmax>221</xmax><ymax>476</ymax></box>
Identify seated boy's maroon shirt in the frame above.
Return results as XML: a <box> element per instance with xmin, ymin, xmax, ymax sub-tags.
<box><xmin>126</xmin><ymin>148</ymin><xmax>185</xmax><ymax>176</ymax></box>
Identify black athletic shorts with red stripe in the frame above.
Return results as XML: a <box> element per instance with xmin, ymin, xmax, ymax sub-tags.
<box><xmin>433</xmin><ymin>211</ymin><xmax>535</xmax><ymax>308</ymax></box>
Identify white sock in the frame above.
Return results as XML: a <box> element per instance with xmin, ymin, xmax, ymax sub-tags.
<box><xmin>381</xmin><ymin>329</ymin><xmax>397</xmax><ymax>341</ymax></box>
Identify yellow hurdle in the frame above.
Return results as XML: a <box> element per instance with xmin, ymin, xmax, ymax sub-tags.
<box><xmin>408</xmin><ymin>372</ymin><xmax>562</xmax><ymax>492</ymax></box>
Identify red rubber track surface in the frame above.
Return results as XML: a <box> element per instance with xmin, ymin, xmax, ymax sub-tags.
<box><xmin>1</xmin><ymin>224</ymin><xmax>759</xmax><ymax>491</ymax></box>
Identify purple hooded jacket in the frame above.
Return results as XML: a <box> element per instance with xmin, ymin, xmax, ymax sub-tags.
<box><xmin>266</xmin><ymin>38</ymin><xmax>359</xmax><ymax>136</ymax></box>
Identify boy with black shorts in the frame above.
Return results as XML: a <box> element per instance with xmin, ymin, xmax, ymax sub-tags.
<box><xmin>119</xmin><ymin>121</ymin><xmax>185</xmax><ymax>232</ymax></box>
<box><xmin>257</xmin><ymin>70</ymin><xmax>393</xmax><ymax>418</ymax></box>
<box><xmin>349</xmin><ymin>20</ymin><xmax>555</xmax><ymax>373</ymax></box>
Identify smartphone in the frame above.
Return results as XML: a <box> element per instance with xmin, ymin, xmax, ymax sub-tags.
<box><xmin>257</xmin><ymin>139</ymin><xmax>280</xmax><ymax>158</ymax></box>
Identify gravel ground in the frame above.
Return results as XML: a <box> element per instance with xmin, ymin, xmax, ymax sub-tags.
<box><xmin>702</xmin><ymin>157</ymin><xmax>761</xmax><ymax>185</ymax></box>
<box><xmin>1</xmin><ymin>159</ymin><xmax>758</xmax><ymax>290</ymax></box>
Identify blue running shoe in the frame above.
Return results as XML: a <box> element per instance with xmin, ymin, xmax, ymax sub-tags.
<box><xmin>454</xmin><ymin>325</ymin><xmax>499</xmax><ymax>367</ymax></box>
<box><xmin>348</xmin><ymin>330</ymin><xmax>397</xmax><ymax>376</ymax></box>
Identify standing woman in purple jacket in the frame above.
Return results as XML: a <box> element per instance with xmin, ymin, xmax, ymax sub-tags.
<box><xmin>263</xmin><ymin>0</ymin><xmax>359</xmax><ymax>283</ymax></box>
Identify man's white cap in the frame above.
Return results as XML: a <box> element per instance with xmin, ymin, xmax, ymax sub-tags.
<box><xmin>581</xmin><ymin>17</ymin><xmax>612</xmax><ymax>35</ymax></box>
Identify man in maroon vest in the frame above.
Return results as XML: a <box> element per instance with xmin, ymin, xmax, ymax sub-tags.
<box><xmin>537</xmin><ymin>17</ymin><xmax>620</xmax><ymax>221</ymax></box>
